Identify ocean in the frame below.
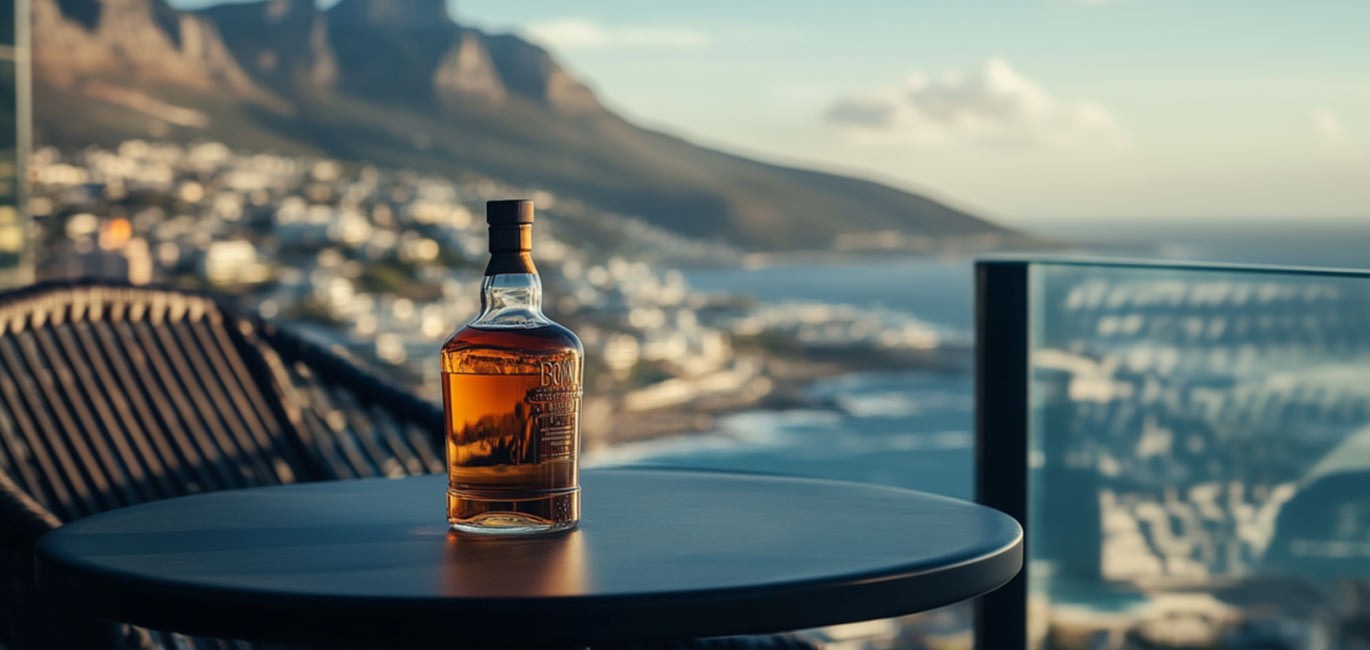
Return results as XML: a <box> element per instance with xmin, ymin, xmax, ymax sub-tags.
<box><xmin>587</xmin><ymin>219</ymin><xmax>1370</xmax><ymax>498</ymax></box>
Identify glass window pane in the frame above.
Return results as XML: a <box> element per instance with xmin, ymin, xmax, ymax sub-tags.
<box><xmin>1029</xmin><ymin>263</ymin><xmax>1370</xmax><ymax>647</ymax></box>
<box><xmin>0</xmin><ymin>0</ymin><xmax>27</xmax><ymax>285</ymax></box>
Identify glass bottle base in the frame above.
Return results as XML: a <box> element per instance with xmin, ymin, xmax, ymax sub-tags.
<box><xmin>447</xmin><ymin>487</ymin><xmax>579</xmax><ymax>536</ymax></box>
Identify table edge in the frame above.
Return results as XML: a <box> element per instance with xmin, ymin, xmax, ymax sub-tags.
<box><xmin>34</xmin><ymin>469</ymin><xmax>1024</xmax><ymax>645</ymax></box>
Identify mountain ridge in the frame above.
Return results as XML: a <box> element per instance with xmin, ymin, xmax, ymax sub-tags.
<box><xmin>29</xmin><ymin>0</ymin><xmax>1017</xmax><ymax>251</ymax></box>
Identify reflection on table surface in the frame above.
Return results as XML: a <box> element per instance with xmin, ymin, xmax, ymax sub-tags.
<box><xmin>441</xmin><ymin>530</ymin><xmax>588</xmax><ymax>598</ymax></box>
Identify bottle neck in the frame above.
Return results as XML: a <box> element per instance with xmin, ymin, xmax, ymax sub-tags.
<box><xmin>484</xmin><ymin>225</ymin><xmax>536</xmax><ymax>276</ymax></box>
<box><xmin>472</xmin><ymin>273</ymin><xmax>550</xmax><ymax>329</ymax></box>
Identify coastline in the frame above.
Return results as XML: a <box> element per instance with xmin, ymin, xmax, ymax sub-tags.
<box><xmin>587</xmin><ymin>354</ymin><xmax>845</xmax><ymax>451</ymax></box>
<box><xmin>586</xmin><ymin>345</ymin><xmax>971</xmax><ymax>453</ymax></box>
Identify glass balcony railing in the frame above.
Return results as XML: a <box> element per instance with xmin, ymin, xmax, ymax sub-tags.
<box><xmin>977</xmin><ymin>258</ymin><xmax>1370</xmax><ymax>650</ymax></box>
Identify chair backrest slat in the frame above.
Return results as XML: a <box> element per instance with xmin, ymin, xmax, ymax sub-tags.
<box><xmin>172</xmin><ymin>320</ymin><xmax>299</xmax><ymax>485</ymax></box>
<box><xmin>20</xmin><ymin>327</ymin><xmax>128</xmax><ymax>512</ymax></box>
<box><xmin>90</xmin><ymin>318</ymin><xmax>219</xmax><ymax>496</ymax></box>
<box><xmin>154</xmin><ymin>320</ymin><xmax>282</xmax><ymax>486</ymax></box>
<box><xmin>285</xmin><ymin>363</ymin><xmax>372</xmax><ymax>479</ymax></box>
<box><xmin>0</xmin><ymin>334</ymin><xmax>103</xmax><ymax>516</ymax></box>
<box><xmin>0</xmin><ymin>392</ymin><xmax>48</xmax><ymax>505</ymax></box>
<box><xmin>331</xmin><ymin>388</ymin><xmax>440</xmax><ymax>477</ymax></box>
<box><xmin>144</xmin><ymin>317</ymin><xmax>248</xmax><ymax>484</ymax></box>
<box><xmin>327</xmin><ymin>386</ymin><xmax>402</xmax><ymax>477</ymax></box>
<box><xmin>68</xmin><ymin>320</ymin><xmax>183</xmax><ymax>500</ymax></box>
<box><xmin>39</xmin><ymin>324</ymin><xmax>152</xmax><ymax>509</ymax></box>
<box><xmin>0</xmin><ymin>342</ymin><xmax>74</xmax><ymax>511</ymax></box>
<box><xmin>122</xmin><ymin>319</ymin><xmax>246</xmax><ymax>492</ymax></box>
<box><xmin>374</xmin><ymin>405</ymin><xmax>443</xmax><ymax>476</ymax></box>
<box><xmin>402</xmin><ymin>417</ymin><xmax>446</xmax><ymax>475</ymax></box>
<box><xmin>51</xmin><ymin>323</ymin><xmax>162</xmax><ymax>506</ymax></box>
<box><xmin>187</xmin><ymin>319</ymin><xmax>303</xmax><ymax>480</ymax></box>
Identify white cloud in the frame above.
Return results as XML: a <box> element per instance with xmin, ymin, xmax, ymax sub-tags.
<box><xmin>525</xmin><ymin>19</ymin><xmax>709</xmax><ymax>51</ymax></box>
<box><xmin>1310</xmin><ymin>108</ymin><xmax>1348</xmax><ymax>146</ymax></box>
<box><xmin>1310</xmin><ymin>109</ymin><xmax>1362</xmax><ymax>161</ymax></box>
<box><xmin>824</xmin><ymin>58</ymin><xmax>1126</xmax><ymax>149</ymax></box>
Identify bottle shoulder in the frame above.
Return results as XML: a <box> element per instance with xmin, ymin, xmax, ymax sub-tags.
<box><xmin>442</xmin><ymin>321</ymin><xmax>583</xmax><ymax>356</ymax></box>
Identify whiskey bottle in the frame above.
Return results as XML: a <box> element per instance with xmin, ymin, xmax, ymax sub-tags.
<box><xmin>442</xmin><ymin>199</ymin><xmax>583</xmax><ymax>534</ymax></box>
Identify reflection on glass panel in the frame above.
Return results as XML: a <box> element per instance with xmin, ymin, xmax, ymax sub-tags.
<box><xmin>1029</xmin><ymin>264</ymin><xmax>1370</xmax><ymax>649</ymax></box>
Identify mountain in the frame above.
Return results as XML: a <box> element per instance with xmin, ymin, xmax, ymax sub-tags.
<box><xmin>29</xmin><ymin>0</ymin><xmax>1015</xmax><ymax>251</ymax></box>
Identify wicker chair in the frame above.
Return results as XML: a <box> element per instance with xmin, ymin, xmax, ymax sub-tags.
<box><xmin>0</xmin><ymin>281</ymin><xmax>819</xmax><ymax>650</ymax></box>
<box><xmin>0</xmin><ymin>280</ymin><xmax>444</xmax><ymax>650</ymax></box>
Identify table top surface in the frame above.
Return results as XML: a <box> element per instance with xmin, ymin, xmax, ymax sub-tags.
<box><xmin>36</xmin><ymin>468</ymin><xmax>1022</xmax><ymax>647</ymax></box>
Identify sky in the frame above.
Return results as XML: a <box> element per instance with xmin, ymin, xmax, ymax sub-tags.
<box><xmin>176</xmin><ymin>0</ymin><xmax>1370</xmax><ymax>226</ymax></box>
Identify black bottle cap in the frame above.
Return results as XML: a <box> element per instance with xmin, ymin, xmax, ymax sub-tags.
<box><xmin>485</xmin><ymin>199</ymin><xmax>536</xmax><ymax>272</ymax></box>
<box><xmin>487</xmin><ymin>199</ymin><xmax>534</xmax><ymax>226</ymax></box>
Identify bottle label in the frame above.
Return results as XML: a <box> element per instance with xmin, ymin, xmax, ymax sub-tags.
<box><xmin>528</xmin><ymin>384</ymin><xmax>581</xmax><ymax>462</ymax></box>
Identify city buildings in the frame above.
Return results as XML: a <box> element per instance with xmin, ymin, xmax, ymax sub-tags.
<box><xmin>27</xmin><ymin>140</ymin><xmax>953</xmax><ymax>448</ymax></box>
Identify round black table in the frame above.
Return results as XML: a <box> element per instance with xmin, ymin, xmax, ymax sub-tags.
<box><xmin>35</xmin><ymin>469</ymin><xmax>1022</xmax><ymax>647</ymax></box>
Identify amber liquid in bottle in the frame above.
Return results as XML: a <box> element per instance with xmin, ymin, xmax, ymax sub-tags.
<box><xmin>442</xmin><ymin>325</ymin><xmax>582</xmax><ymax>533</ymax></box>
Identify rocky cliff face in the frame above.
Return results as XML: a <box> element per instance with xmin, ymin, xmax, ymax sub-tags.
<box><xmin>34</xmin><ymin>0</ymin><xmax>596</xmax><ymax>115</ymax></box>
<box><xmin>199</xmin><ymin>0</ymin><xmax>337</xmax><ymax>93</ymax></box>
<box><xmin>319</xmin><ymin>0</ymin><xmax>598</xmax><ymax>114</ymax></box>
<box><xmin>433</xmin><ymin>30</ymin><xmax>507</xmax><ymax>108</ymax></box>
<box><xmin>33</xmin><ymin>0</ymin><xmax>258</xmax><ymax>94</ymax></box>
<box><xmin>481</xmin><ymin>34</ymin><xmax>601</xmax><ymax>115</ymax></box>
<box><xmin>28</xmin><ymin>0</ymin><xmax>1012</xmax><ymax>251</ymax></box>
